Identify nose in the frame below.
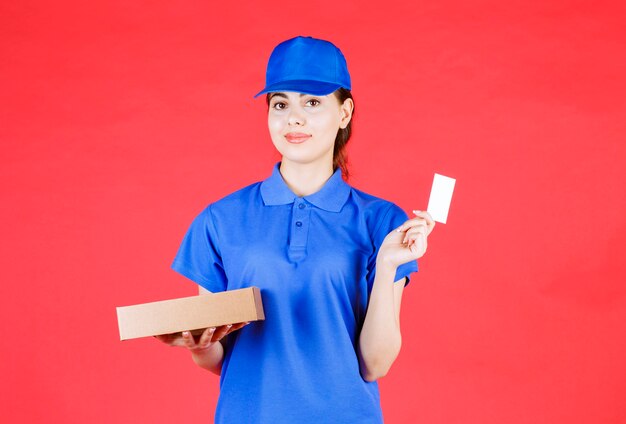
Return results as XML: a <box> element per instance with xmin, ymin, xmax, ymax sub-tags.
<box><xmin>288</xmin><ymin>106</ymin><xmax>305</xmax><ymax>126</ymax></box>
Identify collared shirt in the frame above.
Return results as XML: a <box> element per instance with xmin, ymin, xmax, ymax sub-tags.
<box><xmin>171</xmin><ymin>161</ymin><xmax>418</xmax><ymax>424</ymax></box>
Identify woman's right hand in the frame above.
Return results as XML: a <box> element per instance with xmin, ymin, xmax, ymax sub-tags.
<box><xmin>155</xmin><ymin>322</ymin><xmax>249</xmax><ymax>353</ymax></box>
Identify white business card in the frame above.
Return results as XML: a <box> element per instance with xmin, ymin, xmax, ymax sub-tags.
<box><xmin>427</xmin><ymin>173</ymin><xmax>456</xmax><ymax>224</ymax></box>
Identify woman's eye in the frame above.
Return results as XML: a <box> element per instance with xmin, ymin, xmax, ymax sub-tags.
<box><xmin>307</xmin><ymin>99</ymin><xmax>320</xmax><ymax>106</ymax></box>
<box><xmin>272</xmin><ymin>102</ymin><xmax>286</xmax><ymax>110</ymax></box>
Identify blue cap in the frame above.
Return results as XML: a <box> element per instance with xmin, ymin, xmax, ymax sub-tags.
<box><xmin>254</xmin><ymin>36</ymin><xmax>352</xmax><ymax>98</ymax></box>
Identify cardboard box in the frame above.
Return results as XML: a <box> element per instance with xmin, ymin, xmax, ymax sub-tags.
<box><xmin>116</xmin><ymin>286</ymin><xmax>264</xmax><ymax>340</ymax></box>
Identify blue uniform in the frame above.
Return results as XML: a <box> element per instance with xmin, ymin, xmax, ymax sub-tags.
<box><xmin>171</xmin><ymin>161</ymin><xmax>418</xmax><ymax>423</ymax></box>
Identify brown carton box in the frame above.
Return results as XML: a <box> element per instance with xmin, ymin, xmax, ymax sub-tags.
<box><xmin>116</xmin><ymin>286</ymin><xmax>264</xmax><ymax>340</ymax></box>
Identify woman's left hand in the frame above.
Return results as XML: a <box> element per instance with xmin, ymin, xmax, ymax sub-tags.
<box><xmin>377</xmin><ymin>210</ymin><xmax>435</xmax><ymax>268</ymax></box>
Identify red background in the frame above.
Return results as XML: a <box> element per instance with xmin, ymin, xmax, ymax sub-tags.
<box><xmin>1</xmin><ymin>1</ymin><xmax>625</xmax><ymax>423</ymax></box>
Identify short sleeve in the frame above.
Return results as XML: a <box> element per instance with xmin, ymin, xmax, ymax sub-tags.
<box><xmin>367</xmin><ymin>203</ymin><xmax>419</xmax><ymax>288</ymax></box>
<box><xmin>170</xmin><ymin>204</ymin><xmax>228</xmax><ymax>293</ymax></box>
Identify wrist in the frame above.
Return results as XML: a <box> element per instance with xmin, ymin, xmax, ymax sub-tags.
<box><xmin>376</xmin><ymin>255</ymin><xmax>398</xmax><ymax>272</ymax></box>
<box><xmin>190</xmin><ymin>342</ymin><xmax>224</xmax><ymax>372</ymax></box>
<box><xmin>190</xmin><ymin>341</ymin><xmax>220</xmax><ymax>358</ymax></box>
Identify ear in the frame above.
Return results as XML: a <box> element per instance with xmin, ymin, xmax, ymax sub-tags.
<box><xmin>339</xmin><ymin>98</ymin><xmax>354</xmax><ymax>129</ymax></box>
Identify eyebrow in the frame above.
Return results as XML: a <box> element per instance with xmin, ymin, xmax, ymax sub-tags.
<box><xmin>269</xmin><ymin>92</ymin><xmax>309</xmax><ymax>100</ymax></box>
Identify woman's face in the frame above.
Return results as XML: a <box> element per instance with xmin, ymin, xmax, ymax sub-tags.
<box><xmin>267</xmin><ymin>91</ymin><xmax>353</xmax><ymax>167</ymax></box>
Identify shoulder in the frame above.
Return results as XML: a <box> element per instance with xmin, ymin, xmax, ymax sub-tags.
<box><xmin>189</xmin><ymin>181</ymin><xmax>263</xmax><ymax>228</ymax></box>
<box><xmin>349</xmin><ymin>186</ymin><xmax>409</xmax><ymax>233</ymax></box>
<box><xmin>205</xmin><ymin>180</ymin><xmax>263</xmax><ymax>211</ymax></box>
<box><xmin>350</xmin><ymin>186</ymin><xmax>406</xmax><ymax>218</ymax></box>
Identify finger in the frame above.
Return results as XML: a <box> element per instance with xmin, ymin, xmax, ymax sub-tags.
<box><xmin>409</xmin><ymin>225</ymin><xmax>428</xmax><ymax>239</ymax></box>
<box><xmin>409</xmin><ymin>233</ymin><xmax>427</xmax><ymax>253</ymax></box>
<box><xmin>405</xmin><ymin>224</ymin><xmax>428</xmax><ymax>236</ymax></box>
<box><xmin>413</xmin><ymin>210</ymin><xmax>435</xmax><ymax>233</ymax></box>
<box><xmin>406</xmin><ymin>226</ymin><xmax>428</xmax><ymax>246</ymax></box>
<box><xmin>159</xmin><ymin>332</ymin><xmax>184</xmax><ymax>347</ymax></box>
<box><xmin>224</xmin><ymin>321</ymin><xmax>249</xmax><ymax>337</ymax></box>
<box><xmin>198</xmin><ymin>327</ymin><xmax>216</xmax><ymax>347</ymax></box>
<box><xmin>154</xmin><ymin>334</ymin><xmax>172</xmax><ymax>345</ymax></box>
<box><xmin>407</xmin><ymin>230</ymin><xmax>427</xmax><ymax>252</ymax></box>
<box><xmin>397</xmin><ymin>216</ymin><xmax>430</xmax><ymax>233</ymax></box>
<box><xmin>213</xmin><ymin>324</ymin><xmax>232</xmax><ymax>341</ymax></box>
<box><xmin>228</xmin><ymin>322</ymin><xmax>248</xmax><ymax>332</ymax></box>
<box><xmin>402</xmin><ymin>223</ymin><xmax>428</xmax><ymax>243</ymax></box>
<box><xmin>181</xmin><ymin>331</ymin><xmax>197</xmax><ymax>349</ymax></box>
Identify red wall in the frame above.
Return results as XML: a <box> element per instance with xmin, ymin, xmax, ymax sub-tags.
<box><xmin>1</xmin><ymin>1</ymin><xmax>625</xmax><ymax>423</ymax></box>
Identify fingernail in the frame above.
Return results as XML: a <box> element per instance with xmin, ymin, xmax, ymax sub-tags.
<box><xmin>210</xmin><ymin>327</ymin><xmax>216</xmax><ymax>332</ymax></box>
<box><xmin>182</xmin><ymin>331</ymin><xmax>189</xmax><ymax>337</ymax></box>
<box><xmin>227</xmin><ymin>324</ymin><xmax>232</xmax><ymax>328</ymax></box>
<box><xmin>413</xmin><ymin>210</ymin><xmax>420</xmax><ymax>214</ymax></box>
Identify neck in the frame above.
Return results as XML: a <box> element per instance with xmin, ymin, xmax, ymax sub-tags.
<box><xmin>279</xmin><ymin>158</ymin><xmax>334</xmax><ymax>197</ymax></box>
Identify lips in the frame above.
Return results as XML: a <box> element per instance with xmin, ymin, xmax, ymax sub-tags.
<box><xmin>285</xmin><ymin>133</ymin><xmax>311</xmax><ymax>143</ymax></box>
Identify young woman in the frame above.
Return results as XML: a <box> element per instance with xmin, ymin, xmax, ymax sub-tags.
<box><xmin>157</xmin><ymin>35</ymin><xmax>435</xmax><ymax>423</ymax></box>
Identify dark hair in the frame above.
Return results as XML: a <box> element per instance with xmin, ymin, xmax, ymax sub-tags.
<box><xmin>266</xmin><ymin>88</ymin><xmax>355</xmax><ymax>181</ymax></box>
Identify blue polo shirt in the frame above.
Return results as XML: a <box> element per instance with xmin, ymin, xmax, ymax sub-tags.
<box><xmin>171</xmin><ymin>161</ymin><xmax>418</xmax><ymax>424</ymax></box>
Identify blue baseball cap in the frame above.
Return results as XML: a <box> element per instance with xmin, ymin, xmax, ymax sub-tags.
<box><xmin>254</xmin><ymin>36</ymin><xmax>352</xmax><ymax>98</ymax></box>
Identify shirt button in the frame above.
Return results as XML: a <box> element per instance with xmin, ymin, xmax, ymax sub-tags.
<box><xmin>295</xmin><ymin>221</ymin><xmax>303</xmax><ymax>227</ymax></box>
<box><xmin>298</xmin><ymin>203</ymin><xmax>305</xmax><ymax>209</ymax></box>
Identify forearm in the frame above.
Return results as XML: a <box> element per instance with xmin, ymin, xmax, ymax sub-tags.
<box><xmin>358</xmin><ymin>259</ymin><xmax>402</xmax><ymax>381</ymax></box>
<box><xmin>190</xmin><ymin>341</ymin><xmax>225</xmax><ymax>375</ymax></box>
